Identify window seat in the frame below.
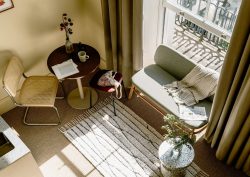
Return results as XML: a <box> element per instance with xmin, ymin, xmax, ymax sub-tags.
<box><xmin>129</xmin><ymin>45</ymin><xmax>214</xmax><ymax>134</ymax></box>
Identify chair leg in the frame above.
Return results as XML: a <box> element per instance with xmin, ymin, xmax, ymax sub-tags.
<box><xmin>112</xmin><ymin>95</ymin><xmax>117</xmax><ymax>116</ymax></box>
<box><xmin>57</xmin><ymin>80</ymin><xmax>66</xmax><ymax>99</ymax></box>
<box><xmin>23</xmin><ymin>106</ymin><xmax>61</xmax><ymax>126</ymax></box>
<box><xmin>23</xmin><ymin>107</ymin><xmax>30</xmax><ymax>123</ymax></box>
<box><xmin>128</xmin><ymin>85</ymin><xmax>135</xmax><ymax>99</ymax></box>
<box><xmin>121</xmin><ymin>81</ymin><xmax>128</xmax><ymax>98</ymax></box>
<box><xmin>53</xmin><ymin>106</ymin><xmax>61</xmax><ymax>124</ymax></box>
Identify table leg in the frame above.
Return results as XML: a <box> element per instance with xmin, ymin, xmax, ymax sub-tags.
<box><xmin>67</xmin><ymin>79</ymin><xmax>99</xmax><ymax>109</ymax></box>
<box><xmin>76</xmin><ymin>78</ymin><xmax>84</xmax><ymax>99</ymax></box>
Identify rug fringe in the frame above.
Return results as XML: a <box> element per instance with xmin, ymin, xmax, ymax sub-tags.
<box><xmin>196</xmin><ymin>170</ymin><xmax>209</xmax><ymax>177</ymax></box>
<box><xmin>58</xmin><ymin>96</ymin><xmax>113</xmax><ymax>133</ymax></box>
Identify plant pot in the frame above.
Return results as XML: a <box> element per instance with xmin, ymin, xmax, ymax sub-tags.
<box><xmin>158</xmin><ymin>138</ymin><xmax>195</xmax><ymax>177</ymax></box>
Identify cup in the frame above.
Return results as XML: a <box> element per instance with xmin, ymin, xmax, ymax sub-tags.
<box><xmin>78</xmin><ymin>51</ymin><xmax>89</xmax><ymax>62</ymax></box>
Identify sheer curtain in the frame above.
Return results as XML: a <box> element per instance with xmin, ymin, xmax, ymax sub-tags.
<box><xmin>101</xmin><ymin>0</ymin><xmax>143</xmax><ymax>86</ymax></box>
<box><xmin>204</xmin><ymin>0</ymin><xmax>250</xmax><ymax>175</ymax></box>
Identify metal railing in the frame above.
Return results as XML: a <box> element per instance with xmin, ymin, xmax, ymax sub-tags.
<box><xmin>163</xmin><ymin>0</ymin><xmax>241</xmax><ymax>51</ymax></box>
<box><xmin>175</xmin><ymin>14</ymin><xmax>229</xmax><ymax>51</ymax></box>
<box><xmin>176</xmin><ymin>0</ymin><xmax>239</xmax><ymax>32</ymax></box>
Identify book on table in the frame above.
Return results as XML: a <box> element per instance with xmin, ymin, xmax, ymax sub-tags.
<box><xmin>52</xmin><ymin>59</ymin><xmax>79</xmax><ymax>79</ymax></box>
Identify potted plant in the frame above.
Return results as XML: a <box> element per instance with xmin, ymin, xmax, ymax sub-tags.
<box><xmin>159</xmin><ymin>115</ymin><xmax>195</xmax><ymax>177</ymax></box>
<box><xmin>161</xmin><ymin>114</ymin><xmax>194</xmax><ymax>157</ymax></box>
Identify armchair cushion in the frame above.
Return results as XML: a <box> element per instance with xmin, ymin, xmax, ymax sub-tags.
<box><xmin>19</xmin><ymin>76</ymin><xmax>58</xmax><ymax>107</ymax></box>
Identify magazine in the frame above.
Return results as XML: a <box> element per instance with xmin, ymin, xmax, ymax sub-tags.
<box><xmin>179</xmin><ymin>104</ymin><xmax>208</xmax><ymax>121</ymax></box>
<box><xmin>52</xmin><ymin>59</ymin><xmax>79</xmax><ymax>79</ymax></box>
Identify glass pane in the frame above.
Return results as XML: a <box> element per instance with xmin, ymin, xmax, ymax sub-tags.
<box><xmin>165</xmin><ymin>0</ymin><xmax>241</xmax><ymax>33</ymax></box>
<box><xmin>161</xmin><ymin>0</ymin><xmax>242</xmax><ymax>72</ymax></box>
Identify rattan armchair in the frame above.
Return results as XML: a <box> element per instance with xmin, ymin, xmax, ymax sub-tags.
<box><xmin>2</xmin><ymin>56</ymin><xmax>63</xmax><ymax>126</ymax></box>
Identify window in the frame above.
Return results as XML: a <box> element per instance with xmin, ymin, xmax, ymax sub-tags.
<box><xmin>143</xmin><ymin>0</ymin><xmax>242</xmax><ymax>72</ymax></box>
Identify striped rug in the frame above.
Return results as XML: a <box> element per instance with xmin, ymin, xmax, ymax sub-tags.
<box><xmin>59</xmin><ymin>98</ymin><xmax>209</xmax><ymax>177</ymax></box>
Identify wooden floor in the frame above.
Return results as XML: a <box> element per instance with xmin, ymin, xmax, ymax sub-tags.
<box><xmin>2</xmin><ymin>85</ymin><xmax>248</xmax><ymax>177</ymax></box>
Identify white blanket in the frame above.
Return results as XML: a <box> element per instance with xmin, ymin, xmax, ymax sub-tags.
<box><xmin>164</xmin><ymin>64</ymin><xmax>219</xmax><ymax>106</ymax></box>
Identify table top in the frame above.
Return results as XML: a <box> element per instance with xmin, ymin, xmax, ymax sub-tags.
<box><xmin>47</xmin><ymin>43</ymin><xmax>100</xmax><ymax>79</ymax></box>
<box><xmin>158</xmin><ymin>139</ymin><xmax>194</xmax><ymax>169</ymax></box>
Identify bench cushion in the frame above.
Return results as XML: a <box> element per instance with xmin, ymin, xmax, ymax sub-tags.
<box><xmin>154</xmin><ymin>45</ymin><xmax>195</xmax><ymax>80</ymax></box>
<box><xmin>132</xmin><ymin>64</ymin><xmax>212</xmax><ymax>129</ymax></box>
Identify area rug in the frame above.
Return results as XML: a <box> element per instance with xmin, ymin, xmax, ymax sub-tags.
<box><xmin>59</xmin><ymin>98</ymin><xmax>209</xmax><ymax>177</ymax></box>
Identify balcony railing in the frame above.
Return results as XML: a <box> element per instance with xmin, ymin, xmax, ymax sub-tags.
<box><xmin>175</xmin><ymin>15</ymin><xmax>229</xmax><ymax>51</ymax></box>
<box><xmin>161</xmin><ymin>0</ymin><xmax>241</xmax><ymax>72</ymax></box>
<box><xmin>163</xmin><ymin>0</ymin><xmax>241</xmax><ymax>48</ymax></box>
<box><xmin>175</xmin><ymin>0</ymin><xmax>239</xmax><ymax>32</ymax></box>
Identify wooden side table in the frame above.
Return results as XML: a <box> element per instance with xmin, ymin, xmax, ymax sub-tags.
<box><xmin>47</xmin><ymin>43</ymin><xmax>100</xmax><ymax>109</ymax></box>
<box><xmin>158</xmin><ymin>139</ymin><xmax>194</xmax><ymax>177</ymax></box>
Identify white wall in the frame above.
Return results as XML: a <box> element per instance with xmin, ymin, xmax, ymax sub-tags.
<box><xmin>143</xmin><ymin>0</ymin><xmax>164</xmax><ymax>67</ymax></box>
<box><xmin>0</xmin><ymin>0</ymin><xmax>105</xmax><ymax>114</ymax></box>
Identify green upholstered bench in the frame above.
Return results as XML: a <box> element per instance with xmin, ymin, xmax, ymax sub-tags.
<box><xmin>129</xmin><ymin>45</ymin><xmax>213</xmax><ymax>135</ymax></box>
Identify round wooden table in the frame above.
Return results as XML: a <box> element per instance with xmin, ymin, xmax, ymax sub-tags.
<box><xmin>47</xmin><ymin>43</ymin><xmax>100</xmax><ymax>109</ymax></box>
